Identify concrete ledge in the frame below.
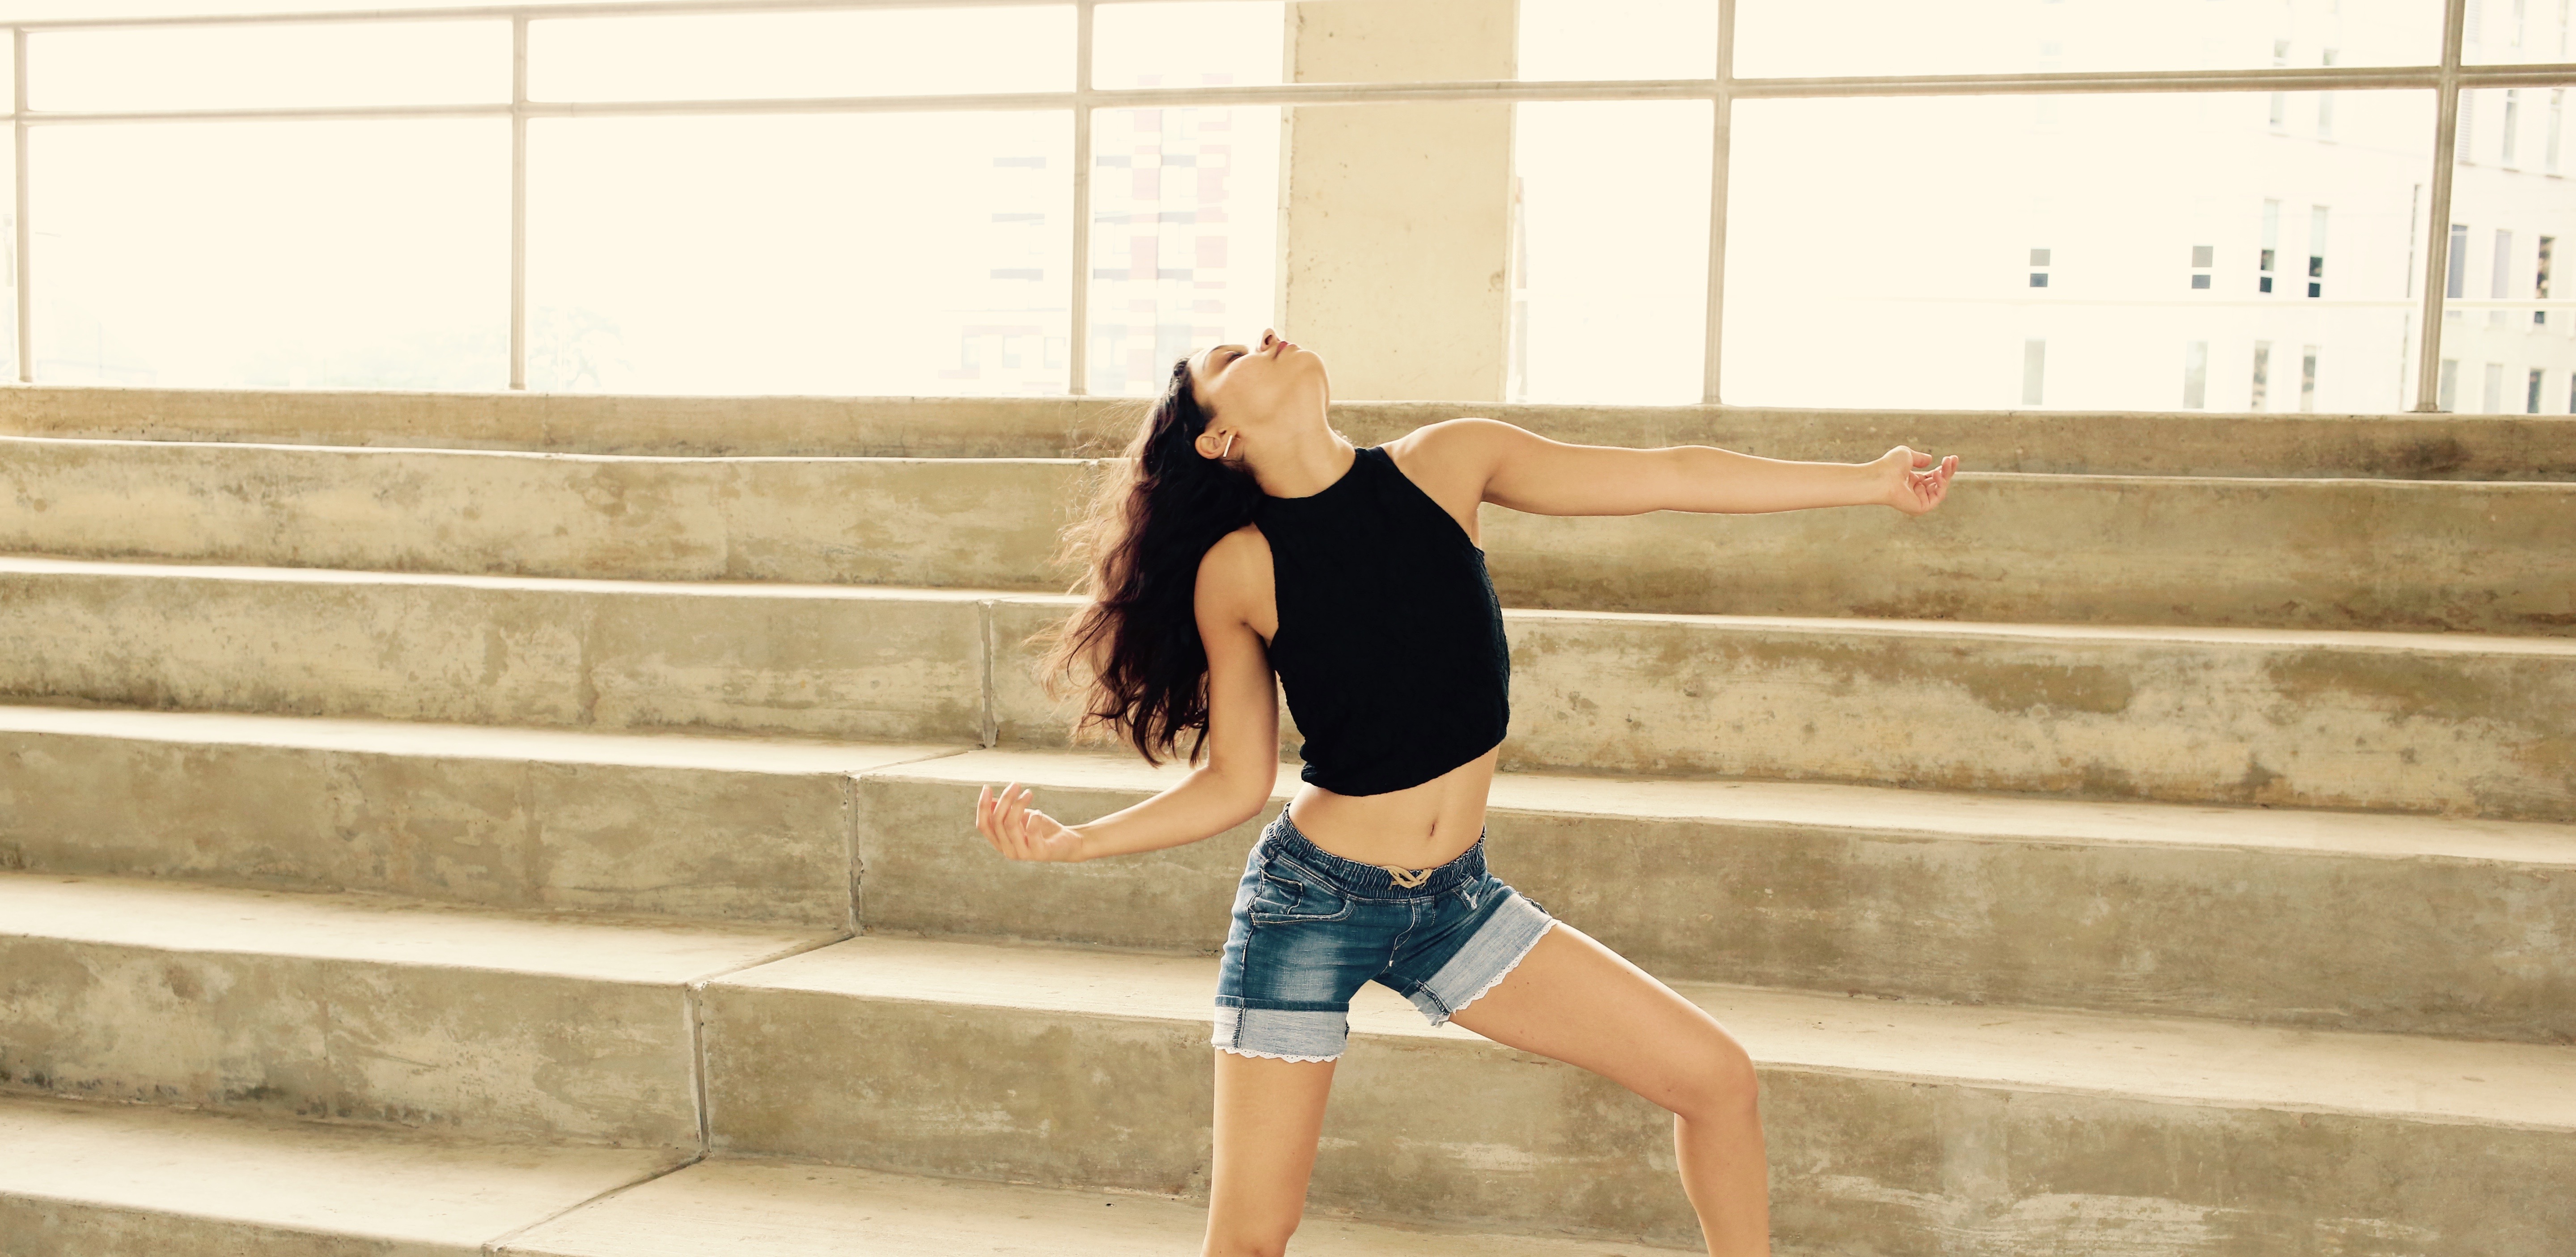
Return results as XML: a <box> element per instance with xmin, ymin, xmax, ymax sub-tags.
<box><xmin>4</xmin><ymin>384</ymin><xmax>2572</xmax><ymax>477</ymax></box>
<box><xmin>0</xmin><ymin>1093</ymin><xmax>682</xmax><ymax>1257</ymax></box>
<box><xmin>0</xmin><ymin>706</ymin><xmax>975</xmax><ymax>929</ymax></box>
<box><xmin>8</xmin><ymin>559</ymin><xmax>2568</xmax><ymax>817</ymax></box>
<box><xmin>0</xmin><ymin>557</ymin><xmax>1000</xmax><ymax>743</ymax></box>
<box><xmin>859</xmin><ymin>748</ymin><xmax>2576</xmax><ymax>1044</ymax></box>
<box><xmin>10</xmin><ymin>436</ymin><xmax>2573</xmax><ymax>634</ymax></box>
<box><xmin>699</xmin><ymin>935</ymin><xmax>2576</xmax><ymax>1254</ymax></box>
<box><xmin>0</xmin><ymin>875</ymin><xmax>835</xmax><ymax>1144</ymax></box>
<box><xmin>502</xmin><ymin>1156</ymin><xmax>1688</xmax><ymax>1256</ymax></box>
<box><xmin>0</xmin><ymin>436</ymin><xmax>1099</xmax><ymax>590</ymax></box>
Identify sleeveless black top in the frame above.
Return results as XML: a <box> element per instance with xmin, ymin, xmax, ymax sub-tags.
<box><xmin>1252</xmin><ymin>444</ymin><xmax>1511</xmax><ymax>796</ymax></box>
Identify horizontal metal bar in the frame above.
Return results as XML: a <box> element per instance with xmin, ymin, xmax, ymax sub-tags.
<box><xmin>36</xmin><ymin>65</ymin><xmax>2576</xmax><ymax>128</ymax></box>
<box><xmin>0</xmin><ymin>0</ymin><xmax>1109</xmax><ymax>32</ymax></box>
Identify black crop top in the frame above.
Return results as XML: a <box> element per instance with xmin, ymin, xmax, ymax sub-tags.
<box><xmin>1252</xmin><ymin>444</ymin><xmax>1511</xmax><ymax>796</ymax></box>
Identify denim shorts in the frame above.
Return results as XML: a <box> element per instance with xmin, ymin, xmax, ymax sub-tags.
<box><xmin>1211</xmin><ymin>807</ymin><xmax>1558</xmax><ymax>1062</ymax></box>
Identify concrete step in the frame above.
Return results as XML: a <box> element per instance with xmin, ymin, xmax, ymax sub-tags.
<box><xmin>855</xmin><ymin>747</ymin><xmax>2576</xmax><ymax>1045</ymax></box>
<box><xmin>0</xmin><ymin>434</ymin><xmax>1097</xmax><ymax>591</ymax></box>
<box><xmin>0</xmin><ymin>1094</ymin><xmax>1687</xmax><ymax>1257</ymax></box>
<box><xmin>0</xmin><ymin>555</ymin><xmax>1006</xmax><ymax>745</ymax></box>
<box><xmin>11</xmin><ymin>434</ymin><xmax>2573</xmax><ymax>634</ymax></box>
<box><xmin>504</xmin><ymin>1161</ymin><xmax>1688</xmax><ymax>1256</ymax></box>
<box><xmin>11</xmin><ymin>709</ymin><xmax>2564</xmax><ymax>1042</ymax></box>
<box><xmin>7</xmin><ymin>555</ymin><xmax>2571</xmax><ymax>818</ymax></box>
<box><xmin>0</xmin><ymin>873</ymin><xmax>837</xmax><ymax>1144</ymax></box>
<box><xmin>7</xmin><ymin>384</ymin><xmax>2572</xmax><ymax>478</ymax></box>
<box><xmin>0</xmin><ymin>704</ymin><xmax>971</xmax><ymax>930</ymax></box>
<box><xmin>0</xmin><ymin>1092</ymin><xmax>685</xmax><ymax>1257</ymax></box>
<box><xmin>698</xmin><ymin>934</ymin><xmax>2576</xmax><ymax>1255</ymax></box>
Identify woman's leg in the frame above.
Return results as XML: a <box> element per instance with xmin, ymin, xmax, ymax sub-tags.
<box><xmin>1203</xmin><ymin>1050</ymin><xmax>1339</xmax><ymax>1257</ymax></box>
<box><xmin>1446</xmin><ymin>922</ymin><xmax>1771</xmax><ymax>1257</ymax></box>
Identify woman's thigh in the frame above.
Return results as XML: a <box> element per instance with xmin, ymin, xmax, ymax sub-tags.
<box><xmin>1205</xmin><ymin>1050</ymin><xmax>1339</xmax><ymax>1253</ymax></box>
<box><xmin>1445</xmin><ymin>922</ymin><xmax>1757</xmax><ymax>1119</ymax></box>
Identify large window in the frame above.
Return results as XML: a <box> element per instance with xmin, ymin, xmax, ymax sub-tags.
<box><xmin>0</xmin><ymin>0</ymin><xmax>2559</xmax><ymax>412</ymax></box>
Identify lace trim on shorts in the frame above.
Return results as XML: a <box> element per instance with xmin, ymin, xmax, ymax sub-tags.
<box><xmin>1445</xmin><ymin>917</ymin><xmax>1558</xmax><ymax>1017</ymax></box>
<box><xmin>1215</xmin><ymin>1043</ymin><xmax>1343</xmax><ymax>1063</ymax></box>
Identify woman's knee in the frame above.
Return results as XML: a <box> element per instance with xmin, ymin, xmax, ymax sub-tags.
<box><xmin>1661</xmin><ymin>1030</ymin><xmax>1761</xmax><ymax>1123</ymax></box>
<box><xmin>1203</xmin><ymin>1219</ymin><xmax>1299</xmax><ymax>1257</ymax></box>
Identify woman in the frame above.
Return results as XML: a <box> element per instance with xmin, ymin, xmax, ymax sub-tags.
<box><xmin>975</xmin><ymin>328</ymin><xmax>1957</xmax><ymax>1257</ymax></box>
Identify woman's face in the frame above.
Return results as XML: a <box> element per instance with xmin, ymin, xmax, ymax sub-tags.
<box><xmin>1187</xmin><ymin>327</ymin><xmax>1325</xmax><ymax>444</ymax></box>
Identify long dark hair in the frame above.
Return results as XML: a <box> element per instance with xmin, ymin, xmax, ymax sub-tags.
<box><xmin>1028</xmin><ymin>355</ymin><xmax>1266</xmax><ymax>767</ymax></box>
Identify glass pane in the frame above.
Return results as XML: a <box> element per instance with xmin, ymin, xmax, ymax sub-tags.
<box><xmin>2466</xmin><ymin>0</ymin><xmax>2576</xmax><ymax>62</ymax></box>
<box><xmin>1093</xmin><ymin>1</ymin><xmax>1285</xmax><ymax>88</ymax></box>
<box><xmin>1735</xmin><ymin>0</ymin><xmax>2440</xmax><ymax>77</ymax></box>
<box><xmin>1086</xmin><ymin>104</ymin><xmax>1281</xmax><ymax>396</ymax></box>
<box><xmin>0</xmin><ymin>1</ymin><xmax>628</xmax><ymax>17</ymax></box>
<box><xmin>530</xmin><ymin>7</ymin><xmax>1073</xmax><ymax>102</ymax></box>
<box><xmin>528</xmin><ymin>112</ymin><xmax>1072</xmax><ymax>395</ymax></box>
<box><xmin>1519</xmin><ymin>0</ymin><xmax>1719</xmax><ymax>81</ymax></box>
<box><xmin>2432</xmin><ymin>89</ymin><xmax>2576</xmax><ymax>412</ymax></box>
<box><xmin>1723</xmin><ymin>91</ymin><xmax>2436</xmax><ymax>411</ymax></box>
<box><xmin>31</xmin><ymin>119</ymin><xmax>507</xmax><ymax>388</ymax></box>
<box><xmin>30</xmin><ymin>21</ymin><xmax>509</xmax><ymax>111</ymax></box>
<box><xmin>1509</xmin><ymin>100</ymin><xmax>1712</xmax><ymax>404</ymax></box>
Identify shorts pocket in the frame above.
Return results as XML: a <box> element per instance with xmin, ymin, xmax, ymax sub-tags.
<box><xmin>1250</xmin><ymin>862</ymin><xmax>1353</xmax><ymax>924</ymax></box>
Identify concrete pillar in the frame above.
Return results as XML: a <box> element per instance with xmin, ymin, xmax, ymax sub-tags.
<box><xmin>1281</xmin><ymin>0</ymin><xmax>1517</xmax><ymax>402</ymax></box>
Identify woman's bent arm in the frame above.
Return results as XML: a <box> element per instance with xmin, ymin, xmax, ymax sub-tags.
<box><xmin>1075</xmin><ymin>767</ymin><xmax>1275</xmax><ymax>859</ymax></box>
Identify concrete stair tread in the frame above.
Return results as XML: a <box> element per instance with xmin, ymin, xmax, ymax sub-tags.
<box><xmin>502</xmin><ymin>1156</ymin><xmax>1690</xmax><ymax>1256</ymax></box>
<box><xmin>9</xmin><ymin>702</ymin><xmax>2569</xmax><ymax>869</ymax></box>
<box><xmin>0</xmin><ymin>1091</ymin><xmax>683</xmax><ymax>1252</ymax></box>
<box><xmin>0</xmin><ymin>1090</ymin><xmax>1690</xmax><ymax>1255</ymax></box>
<box><xmin>0</xmin><ymin>552</ymin><xmax>1008</xmax><ymax>602</ymax></box>
<box><xmin>897</xmin><ymin>745</ymin><xmax>2576</xmax><ymax>867</ymax></box>
<box><xmin>10</xmin><ymin>551</ymin><xmax>2576</xmax><ymax>655</ymax></box>
<box><xmin>0</xmin><ymin>872</ymin><xmax>839</xmax><ymax>981</ymax></box>
<box><xmin>718</xmin><ymin>933</ymin><xmax>2576</xmax><ymax>1132</ymax></box>
<box><xmin>0</xmin><ymin>701</ymin><xmax>979</xmax><ymax>775</ymax></box>
<box><xmin>21</xmin><ymin>429</ymin><xmax>2575</xmax><ymax>488</ymax></box>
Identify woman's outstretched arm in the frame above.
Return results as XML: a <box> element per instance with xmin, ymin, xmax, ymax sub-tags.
<box><xmin>977</xmin><ymin>529</ymin><xmax>1282</xmax><ymax>864</ymax></box>
<box><xmin>1432</xmin><ymin>417</ymin><xmax>1957</xmax><ymax>518</ymax></box>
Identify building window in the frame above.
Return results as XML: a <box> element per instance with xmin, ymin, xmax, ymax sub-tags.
<box><xmin>2552</xmin><ymin>89</ymin><xmax>2566</xmax><ymax>174</ymax></box>
<box><xmin>2530</xmin><ymin>367</ymin><xmax>2547</xmax><ymax>412</ymax></box>
<box><xmin>2507</xmin><ymin>89</ymin><xmax>2525</xmax><ymax>166</ymax></box>
<box><xmin>2191</xmin><ymin>243</ymin><xmax>2213</xmax><ymax>289</ymax></box>
<box><xmin>2251</xmin><ymin>340</ymin><xmax>2272</xmax><ymax>410</ymax></box>
<box><xmin>2268</xmin><ymin>40</ymin><xmax>2290</xmax><ymax>129</ymax></box>
<box><xmin>2447</xmin><ymin>223</ymin><xmax>2470</xmax><ymax>301</ymax></box>
<box><xmin>2029</xmin><ymin>246</ymin><xmax>2051</xmax><ymax>288</ymax></box>
<box><xmin>2493</xmin><ymin>228</ymin><xmax>2515</xmax><ymax>326</ymax></box>
<box><xmin>2440</xmin><ymin>357</ymin><xmax>2461</xmax><ymax>410</ymax></box>
<box><xmin>2538</xmin><ymin>235</ymin><xmax>2555</xmax><ymax>327</ymax></box>
<box><xmin>2483</xmin><ymin>361</ymin><xmax>2506</xmax><ymax>412</ymax></box>
<box><xmin>2461</xmin><ymin>91</ymin><xmax>2479</xmax><ymax>162</ymax></box>
<box><xmin>2307</xmin><ymin>207</ymin><xmax>2328</xmax><ymax>297</ymax></box>
<box><xmin>2319</xmin><ymin>50</ymin><xmax>2338</xmax><ymax>138</ymax></box>
<box><xmin>2022</xmin><ymin>338</ymin><xmax>2046</xmax><ymax>405</ymax></box>
<box><xmin>2183</xmin><ymin>340</ymin><xmax>2209</xmax><ymax>408</ymax></box>
<box><xmin>2301</xmin><ymin>346</ymin><xmax>2319</xmax><ymax>411</ymax></box>
<box><xmin>2260</xmin><ymin>200</ymin><xmax>2280</xmax><ymax>293</ymax></box>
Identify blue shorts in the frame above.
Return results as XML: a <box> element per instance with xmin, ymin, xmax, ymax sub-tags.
<box><xmin>1211</xmin><ymin>807</ymin><xmax>1559</xmax><ymax>1062</ymax></box>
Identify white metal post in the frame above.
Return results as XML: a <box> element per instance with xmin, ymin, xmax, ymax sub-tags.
<box><xmin>1068</xmin><ymin>0</ymin><xmax>1093</xmax><ymax>395</ymax></box>
<box><xmin>2415</xmin><ymin>0</ymin><xmax>2470</xmax><ymax>411</ymax></box>
<box><xmin>13</xmin><ymin>28</ymin><xmax>28</xmax><ymax>384</ymax></box>
<box><xmin>510</xmin><ymin>15</ymin><xmax>529</xmax><ymax>391</ymax></box>
<box><xmin>1700</xmin><ymin>0</ymin><xmax>1734</xmax><ymax>405</ymax></box>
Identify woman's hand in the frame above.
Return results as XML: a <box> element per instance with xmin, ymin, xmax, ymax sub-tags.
<box><xmin>1874</xmin><ymin>445</ymin><xmax>1958</xmax><ymax>515</ymax></box>
<box><xmin>976</xmin><ymin>781</ymin><xmax>1087</xmax><ymax>862</ymax></box>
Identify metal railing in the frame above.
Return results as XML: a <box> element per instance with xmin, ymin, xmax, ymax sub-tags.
<box><xmin>0</xmin><ymin>0</ymin><xmax>2548</xmax><ymax>409</ymax></box>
